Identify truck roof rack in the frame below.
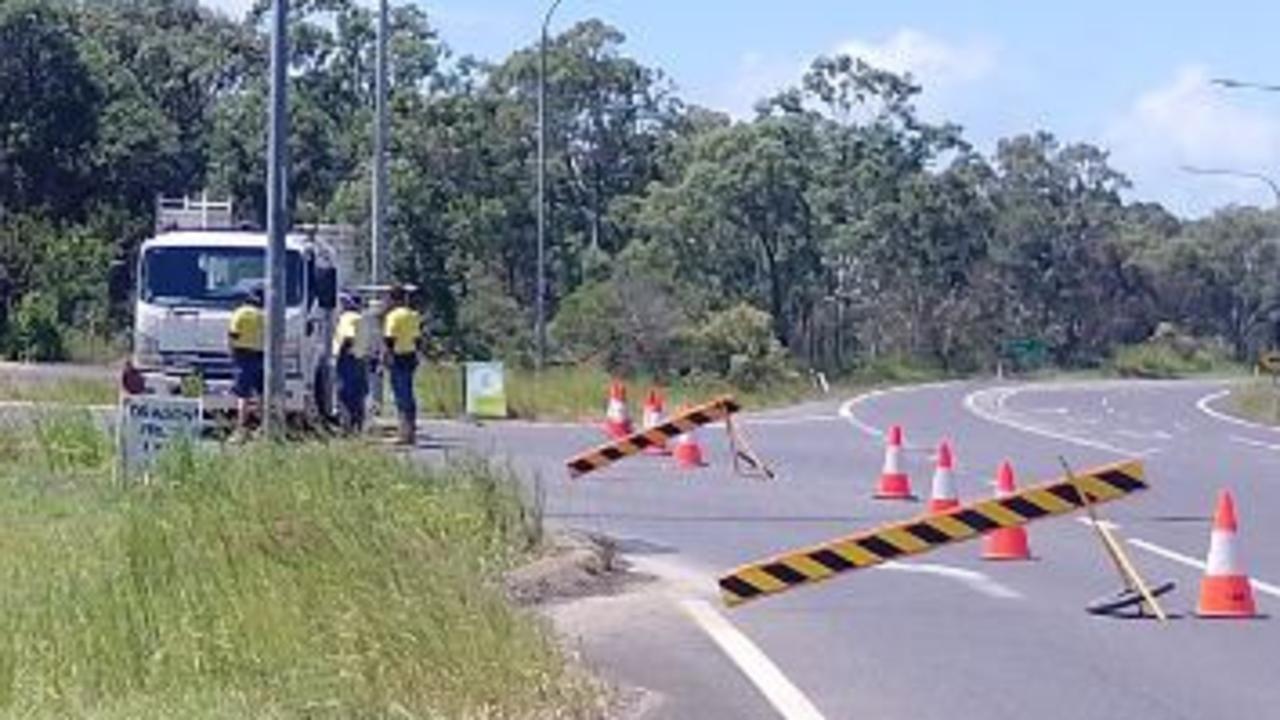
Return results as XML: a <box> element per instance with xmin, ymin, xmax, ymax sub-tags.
<box><xmin>155</xmin><ymin>195</ymin><xmax>238</xmax><ymax>232</ymax></box>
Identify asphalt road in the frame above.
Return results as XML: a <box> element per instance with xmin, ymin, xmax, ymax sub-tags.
<box><xmin>416</xmin><ymin>379</ymin><xmax>1280</xmax><ymax>720</ymax></box>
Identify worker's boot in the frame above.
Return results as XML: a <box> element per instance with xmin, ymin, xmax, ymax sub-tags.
<box><xmin>396</xmin><ymin>413</ymin><xmax>414</xmax><ymax>446</ymax></box>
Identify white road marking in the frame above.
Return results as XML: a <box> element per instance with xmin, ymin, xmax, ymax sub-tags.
<box><xmin>1075</xmin><ymin>517</ymin><xmax>1121</xmax><ymax>531</ymax></box>
<box><xmin>1228</xmin><ymin>435</ymin><xmax>1280</xmax><ymax>452</ymax></box>
<box><xmin>879</xmin><ymin>561</ymin><xmax>1023</xmax><ymax>599</ymax></box>
<box><xmin>1128</xmin><ymin>539</ymin><xmax>1280</xmax><ymax>599</ymax></box>
<box><xmin>963</xmin><ymin>386</ymin><xmax>1158</xmax><ymax>457</ymax></box>
<box><xmin>680</xmin><ymin>599</ymin><xmax>828</xmax><ymax>720</ymax></box>
<box><xmin>1115</xmin><ymin>429</ymin><xmax>1173</xmax><ymax>441</ymax></box>
<box><xmin>1194</xmin><ymin>388</ymin><xmax>1280</xmax><ymax>433</ymax></box>
<box><xmin>837</xmin><ymin>381</ymin><xmax>959</xmax><ymax>438</ymax></box>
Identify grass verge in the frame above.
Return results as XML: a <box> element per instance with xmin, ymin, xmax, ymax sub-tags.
<box><xmin>1230</xmin><ymin>378</ymin><xmax>1280</xmax><ymax>426</ymax></box>
<box><xmin>0</xmin><ymin>411</ymin><xmax>601</xmax><ymax>719</ymax></box>
<box><xmin>0</xmin><ymin>376</ymin><xmax>117</xmax><ymax>406</ymax></box>
<box><xmin>416</xmin><ymin>363</ymin><xmax>854</xmax><ymax>421</ymax></box>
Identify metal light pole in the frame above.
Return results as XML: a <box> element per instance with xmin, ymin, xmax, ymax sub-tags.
<box><xmin>372</xmin><ymin>0</ymin><xmax>389</xmax><ymax>284</ymax></box>
<box><xmin>536</xmin><ymin>0</ymin><xmax>565</xmax><ymax>370</ymax></box>
<box><xmin>264</xmin><ymin>0</ymin><xmax>290</xmax><ymax>439</ymax></box>
<box><xmin>1180</xmin><ymin>165</ymin><xmax>1280</xmax><ymax>207</ymax></box>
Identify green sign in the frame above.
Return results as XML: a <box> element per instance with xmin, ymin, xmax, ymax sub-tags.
<box><xmin>464</xmin><ymin>362</ymin><xmax>508</xmax><ymax>418</ymax></box>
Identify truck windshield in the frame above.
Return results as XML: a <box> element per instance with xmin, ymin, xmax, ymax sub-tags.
<box><xmin>141</xmin><ymin>247</ymin><xmax>303</xmax><ymax>307</ymax></box>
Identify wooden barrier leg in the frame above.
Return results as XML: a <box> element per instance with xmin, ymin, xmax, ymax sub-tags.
<box><xmin>1059</xmin><ymin>457</ymin><xmax>1168</xmax><ymax>623</ymax></box>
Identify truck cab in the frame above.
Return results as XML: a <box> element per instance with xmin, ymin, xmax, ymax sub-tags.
<box><xmin>132</xmin><ymin>226</ymin><xmax>340</xmax><ymax>419</ymax></box>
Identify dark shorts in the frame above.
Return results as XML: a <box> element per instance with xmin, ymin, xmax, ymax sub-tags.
<box><xmin>232</xmin><ymin>350</ymin><xmax>264</xmax><ymax>399</ymax></box>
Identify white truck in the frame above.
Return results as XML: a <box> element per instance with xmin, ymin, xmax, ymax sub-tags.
<box><xmin>130</xmin><ymin>197</ymin><xmax>348</xmax><ymax>421</ymax></box>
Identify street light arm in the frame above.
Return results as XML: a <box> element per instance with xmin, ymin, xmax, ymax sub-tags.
<box><xmin>543</xmin><ymin>0</ymin><xmax>566</xmax><ymax>35</ymax></box>
<box><xmin>1181</xmin><ymin>165</ymin><xmax>1280</xmax><ymax>208</ymax></box>
<box><xmin>1213</xmin><ymin>78</ymin><xmax>1280</xmax><ymax>93</ymax></box>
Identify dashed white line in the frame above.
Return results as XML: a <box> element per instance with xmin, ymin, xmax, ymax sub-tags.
<box><xmin>680</xmin><ymin>599</ymin><xmax>828</xmax><ymax>720</ymax></box>
<box><xmin>1128</xmin><ymin>538</ymin><xmax>1280</xmax><ymax>599</ymax></box>
<box><xmin>1228</xmin><ymin>435</ymin><xmax>1280</xmax><ymax>452</ymax></box>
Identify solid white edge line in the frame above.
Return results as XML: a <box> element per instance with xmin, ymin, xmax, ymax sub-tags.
<box><xmin>1128</xmin><ymin>538</ymin><xmax>1280</xmax><ymax>599</ymax></box>
<box><xmin>1195</xmin><ymin>388</ymin><xmax>1280</xmax><ymax>434</ymax></box>
<box><xmin>837</xmin><ymin>381</ymin><xmax>959</xmax><ymax>438</ymax></box>
<box><xmin>680</xmin><ymin>599</ymin><xmax>828</xmax><ymax>720</ymax></box>
<box><xmin>962</xmin><ymin>385</ymin><xmax>1155</xmax><ymax>457</ymax></box>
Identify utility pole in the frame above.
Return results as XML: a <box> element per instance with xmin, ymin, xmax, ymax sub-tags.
<box><xmin>263</xmin><ymin>0</ymin><xmax>289</xmax><ymax>439</ymax></box>
<box><xmin>536</xmin><ymin>0</ymin><xmax>566</xmax><ymax>370</ymax></box>
<box><xmin>372</xmin><ymin>0</ymin><xmax>389</xmax><ymax>284</ymax></box>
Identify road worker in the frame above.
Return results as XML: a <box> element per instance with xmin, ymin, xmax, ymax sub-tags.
<box><xmin>227</xmin><ymin>285</ymin><xmax>265</xmax><ymax>438</ymax></box>
<box><xmin>333</xmin><ymin>293</ymin><xmax>367</xmax><ymax>433</ymax></box>
<box><xmin>382</xmin><ymin>284</ymin><xmax>421</xmax><ymax>445</ymax></box>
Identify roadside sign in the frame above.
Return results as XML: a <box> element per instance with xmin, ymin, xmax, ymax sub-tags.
<box><xmin>1260</xmin><ymin>350</ymin><xmax>1280</xmax><ymax>374</ymax></box>
<box><xmin>119</xmin><ymin>395</ymin><xmax>202</xmax><ymax>474</ymax></box>
<box><xmin>464</xmin><ymin>361</ymin><xmax>508</xmax><ymax>419</ymax></box>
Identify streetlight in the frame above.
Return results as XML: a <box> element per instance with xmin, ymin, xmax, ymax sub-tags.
<box><xmin>372</xmin><ymin>0</ymin><xmax>389</xmax><ymax>285</ymax></box>
<box><xmin>1180</xmin><ymin>165</ymin><xmax>1280</xmax><ymax>207</ymax></box>
<box><xmin>536</xmin><ymin>0</ymin><xmax>566</xmax><ymax>371</ymax></box>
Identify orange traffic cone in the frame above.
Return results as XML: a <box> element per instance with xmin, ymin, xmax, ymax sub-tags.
<box><xmin>1197</xmin><ymin>489</ymin><xmax>1257</xmax><ymax>618</ymax></box>
<box><xmin>983</xmin><ymin>460</ymin><xmax>1031</xmax><ymax>561</ymax></box>
<box><xmin>928</xmin><ymin>440</ymin><xmax>960</xmax><ymax>513</ymax></box>
<box><xmin>642</xmin><ymin>387</ymin><xmax>669</xmax><ymax>455</ymax></box>
<box><xmin>672</xmin><ymin>408</ymin><xmax>706</xmax><ymax>469</ymax></box>
<box><xmin>603</xmin><ymin>379</ymin><xmax>633</xmax><ymax>440</ymax></box>
<box><xmin>873</xmin><ymin>425</ymin><xmax>916</xmax><ymax>500</ymax></box>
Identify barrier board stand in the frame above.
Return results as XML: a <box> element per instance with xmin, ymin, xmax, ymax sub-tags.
<box><xmin>1060</xmin><ymin>457</ymin><xmax>1173</xmax><ymax>621</ymax></box>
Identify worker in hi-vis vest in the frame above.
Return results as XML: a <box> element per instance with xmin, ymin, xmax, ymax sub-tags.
<box><xmin>227</xmin><ymin>285</ymin><xmax>265</xmax><ymax>437</ymax></box>
<box><xmin>333</xmin><ymin>293</ymin><xmax>367</xmax><ymax>433</ymax></box>
<box><xmin>382</xmin><ymin>284</ymin><xmax>421</xmax><ymax>445</ymax></box>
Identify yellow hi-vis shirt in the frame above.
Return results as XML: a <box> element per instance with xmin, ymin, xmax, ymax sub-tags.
<box><xmin>383</xmin><ymin>306</ymin><xmax>421</xmax><ymax>356</ymax></box>
<box><xmin>228</xmin><ymin>304</ymin><xmax>264</xmax><ymax>352</ymax></box>
<box><xmin>334</xmin><ymin>310</ymin><xmax>364</xmax><ymax>357</ymax></box>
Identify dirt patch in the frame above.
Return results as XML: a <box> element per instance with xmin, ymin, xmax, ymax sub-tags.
<box><xmin>506</xmin><ymin>531</ymin><xmax>651</xmax><ymax>606</ymax></box>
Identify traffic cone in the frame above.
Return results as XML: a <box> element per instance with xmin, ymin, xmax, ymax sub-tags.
<box><xmin>603</xmin><ymin>379</ymin><xmax>633</xmax><ymax>440</ymax></box>
<box><xmin>642</xmin><ymin>387</ymin><xmax>668</xmax><ymax>455</ymax></box>
<box><xmin>1196</xmin><ymin>489</ymin><xmax>1257</xmax><ymax>618</ymax></box>
<box><xmin>982</xmin><ymin>460</ymin><xmax>1032</xmax><ymax>561</ymax></box>
<box><xmin>672</xmin><ymin>407</ymin><xmax>706</xmax><ymax>469</ymax></box>
<box><xmin>928</xmin><ymin>440</ymin><xmax>960</xmax><ymax>513</ymax></box>
<box><xmin>873</xmin><ymin>425</ymin><xmax>916</xmax><ymax>500</ymax></box>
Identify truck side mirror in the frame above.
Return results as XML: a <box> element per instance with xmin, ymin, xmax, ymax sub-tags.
<box><xmin>317</xmin><ymin>267</ymin><xmax>338</xmax><ymax>309</ymax></box>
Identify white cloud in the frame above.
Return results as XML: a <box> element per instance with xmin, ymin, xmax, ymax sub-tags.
<box><xmin>715</xmin><ymin>29</ymin><xmax>998</xmax><ymax>120</ymax></box>
<box><xmin>836</xmin><ymin>29</ymin><xmax>997</xmax><ymax>91</ymax></box>
<box><xmin>1105</xmin><ymin>65</ymin><xmax>1280</xmax><ymax>216</ymax></box>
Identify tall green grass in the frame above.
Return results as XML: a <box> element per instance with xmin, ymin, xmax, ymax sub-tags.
<box><xmin>0</xmin><ymin>415</ymin><xmax>599</xmax><ymax>719</ymax></box>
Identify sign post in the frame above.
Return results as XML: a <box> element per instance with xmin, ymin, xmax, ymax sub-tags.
<box><xmin>119</xmin><ymin>396</ymin><xmax>203</xmax><ymax>478</ymax></box>
<box><xmin>464</xmin><ymin>361</ymin><xmax>508</xmax><ymax>419</ymax></box>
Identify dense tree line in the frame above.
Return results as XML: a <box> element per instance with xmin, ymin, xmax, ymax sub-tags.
<box><xmin>2</xmin><ymin>0</ymin><xmax>1279</xmax><ymax>381</ymax></box>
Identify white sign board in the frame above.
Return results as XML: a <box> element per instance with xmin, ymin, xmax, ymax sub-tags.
<box><xmin>464</xmin><ymin>361</ymin><xmax>508</xmax><ymax>418</ymax></box>
<box><xmin>119</xmin><ymin>396</ymin><xmax>203</xmax><ymax>473</ymax></box>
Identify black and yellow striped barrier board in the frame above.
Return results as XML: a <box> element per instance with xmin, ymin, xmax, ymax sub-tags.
<box><xmin>566</xmin><ymin>395</ymin><xmax>741</xmax><ymax>478</ymax></box>
<box><xmin>718</xmin><ymin>459</ymin><xmax>1146</xmax><ymax>607</ymax></box>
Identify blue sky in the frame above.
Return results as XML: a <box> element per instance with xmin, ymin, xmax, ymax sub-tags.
<box><xmin>208</xmin><ymin>1</ymin><xmax>1280</xmax><ymax>218</ymax></box>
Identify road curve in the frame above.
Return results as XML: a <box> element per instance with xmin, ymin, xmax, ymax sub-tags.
<box><xmin>422</xmin><ymin>380</ymin><xmax>1280</xmax><ymax>720</ymax></box>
